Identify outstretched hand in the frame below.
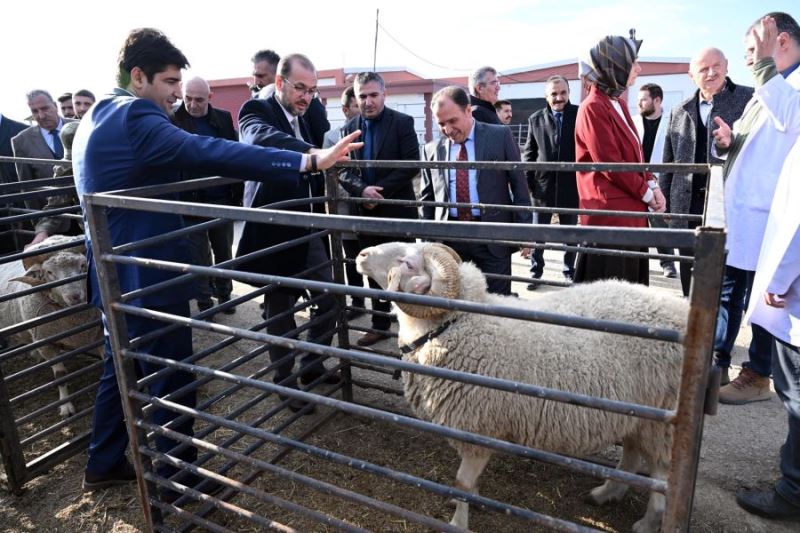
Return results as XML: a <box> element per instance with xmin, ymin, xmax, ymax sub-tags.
<box><xmin>312</xmin><ymin>130</ymin><xmax>364</xmax><ymax>171</ymax></box>
<box><xmin>752</xmin><ymin>16</ymin><xmax>779</xmax><ymax>62</ymax></box>
<box><xmin>712</xmin><ymin>117</ymin><xmax>732</xmax><ymax>149</ymax></box>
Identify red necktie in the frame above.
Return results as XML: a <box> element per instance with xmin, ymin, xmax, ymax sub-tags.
<box><xmin>455</xmin><ymin>142</ymin><xmax>472</xmax><ymax>221</ymax></box>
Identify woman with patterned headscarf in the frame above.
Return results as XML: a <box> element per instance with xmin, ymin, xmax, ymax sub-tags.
<box><xmin>574</xmin><ymin>34</ymin><xmax>666</xmax><ymax>285</ymax></box>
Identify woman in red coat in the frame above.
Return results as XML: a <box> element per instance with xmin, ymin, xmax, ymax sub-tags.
<box><xmin>574</xmin><ymin>34</ymin><xmax>666</xmax><ymax>285</ymax></box>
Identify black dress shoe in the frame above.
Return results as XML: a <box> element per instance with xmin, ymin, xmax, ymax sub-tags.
<box><xmin>197</xmin><ymin>299</ymin><xmax>214</xmax><ymax>312</ymax></box>
<box><xmin>217</xmin><ymin>295</ymin><xmax>236</xmax><ymax>314</ymax></box>
<box><xmin>736</xmin><ymin>488</ymin><xmax>800</xmax><ymax>521</ymax></box>
<box><xmin>357</xmin><ymin>331</ymin><xmax>390</xmax><ymax>347</ymax></box>
<box><xmin>277</xmin><ymin>394</ymin><xmax>316</xmax><ymax>414</ymax></box>
<box><xmin>526</xmin><ymin>282</ymin><xmax>540</xmax><ymax>291</ymax></box>
<box><xmin>83</xmin><ymin>460</ymin><xmax>137</xmax><ymax>490</ymax></box>
<box><xmin>300</xmin><ymin>370</ymin><xmax>341</xmax><ymax>386</ymax></box>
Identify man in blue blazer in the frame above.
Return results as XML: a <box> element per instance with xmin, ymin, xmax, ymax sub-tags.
<box><xmin>73</xmin><ymin>28</ymin><xmax>359</xmax><ymax>497</ymax></box>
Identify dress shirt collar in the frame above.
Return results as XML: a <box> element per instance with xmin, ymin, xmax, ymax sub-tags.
<box><xmin>782</xmin><ymin>61</ymin><xmax>800</xmax><ymax>79</ymax></box>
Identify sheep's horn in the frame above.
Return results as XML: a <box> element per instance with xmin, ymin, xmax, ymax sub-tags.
<box><xmin>395</xmin><ymin>244</ymin><xmax>461</xmax><ymax>319</ymax></box>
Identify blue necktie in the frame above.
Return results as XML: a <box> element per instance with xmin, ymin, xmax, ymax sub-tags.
<box><xmin>363</xmin><ymin>119</ymin><xmax>375</xmax><ymax>182</ymax></box>
<box><xmin>50</xmin><ymin>129</ymin><xmax>64</xmax><ymax>159</ymax></box>
<box><xmin>554</xmin><ymin>112</ymin><xmax>563</xmax><ymax>145</ymax></box>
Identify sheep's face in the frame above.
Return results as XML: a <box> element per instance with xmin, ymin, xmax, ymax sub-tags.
<box><xmin>356</xmin><ymin>242</ymin><xmax>426</xmax><ymax>290</ymax></box>
<box><xmin>16</xmin><ymin>252</ymin><xmax>89</xmax><ymax>307</ymax></box>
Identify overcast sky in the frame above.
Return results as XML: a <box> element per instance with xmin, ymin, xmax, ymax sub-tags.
<box><xmin>1</xmin><ymin>0</ymin><xmax>795</xmax><ymax>119</ymax></box>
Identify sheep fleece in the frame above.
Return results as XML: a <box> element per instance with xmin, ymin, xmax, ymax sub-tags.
<box><xmin>401</xmin><ymin>268</ymin><xmax>685</xmax><ymax>461</ymax></box>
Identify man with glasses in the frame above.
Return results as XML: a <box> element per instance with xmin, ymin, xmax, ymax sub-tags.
<box><xmin>469</xmin><ymin>66</ymin><xmax>502</xmax><ymax>124</ymax></box>
<box><xmin>238</xmin><ymin>53</ymin><xmax>341</xmax><ymax>414</ymax></box>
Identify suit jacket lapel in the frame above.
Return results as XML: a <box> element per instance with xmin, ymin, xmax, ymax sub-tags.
<box><xmin>373</xmin><ymin>108</ymin><xmax>392</xmax><ymax>157</ymax></box>
<box><xmin>473</xmin><ymin>121</ymin><xmax>485</xmax><ymax>186</ymax></box>
<box><xmin>268</xmin><ymin>95</ymin><xmax>294</xmax><ymax>136</ymax></box>
<box><xmin>602</xmin><ymin>94</ymin><xmax>642</xmax><ymax>160</ymax></box>
<box><xmin>438</xmin><ymin>137</ymin><xmax>450</xmax><ymax>202</ymax></box>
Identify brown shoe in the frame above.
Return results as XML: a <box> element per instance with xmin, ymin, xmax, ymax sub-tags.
<box><xmin>356</xmin><ymin>331</ymin><xmax>389</xmax><ymax>347</ymax></box>
<box><xmin>719</xmin><ymin>367</ymin><xmax>772</xmax><ymax>405</ymax></box>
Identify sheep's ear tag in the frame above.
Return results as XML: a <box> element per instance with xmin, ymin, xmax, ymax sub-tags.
<box><xmin>10</xmin><ymin>275</ymin><xmax>46</xmax><ymax>287</ymax></box>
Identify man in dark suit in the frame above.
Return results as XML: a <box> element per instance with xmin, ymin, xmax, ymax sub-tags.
<box><xmin>339</xmin><ymin>72</ymin><xmax>420</xmax><ymax>346</ymax></box>
<box><xmin>237</xmin><ymin>53</ymin><xmax>341</xmax><ymax>410</ymax></box>
<box><xmin>173</xmin><ymin>76</ymin><xmax>240</xmax><ymax>314</ymax></box>
<box><xmin>244</xmin><ymin>49</ymin><xmax>330</xmax><ymax>209</ymax></box>
<box><xmin>469</xmin><ymin>66</ymin><xmax>502</xmax><ymax>124</ymax></box>
<box><xmin>73</xmin><ymin>29</ymin><xmax>358</xmax><ymax>493</ymax></box>
<box><xmin>420</xmin><ymin>86</ymin><xmax>532</xmax><ymax>295</ymax></box>
<box><xmin>12</xmin><ymin>90</ymin><xmax>76</xmax><ymax>210</ymax></box>
<box><xmin>522</xmin><ymin>75</ymin><xmax>579</xmax><ymax>287</ymax></box>
<box><xmin>0</xmin><ymin>112</ymin><xmax>28</xmax><ymax>254</ymax></box>
<box><xmin>0</xmin><ymin>112</ymin><xmax>27</xmax><ymax>184</ymax></box>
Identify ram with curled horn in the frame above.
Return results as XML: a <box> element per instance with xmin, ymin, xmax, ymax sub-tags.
<box><xmin>356</xmin><ymin>240</ymin><xmax>689</xmax><ymax>532</ymax></box>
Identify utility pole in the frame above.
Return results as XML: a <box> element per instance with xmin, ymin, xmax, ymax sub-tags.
<box><xmin>373</xmin><ymin>9</ymin><xmax>379</xmax><ymax>72</ymax></box>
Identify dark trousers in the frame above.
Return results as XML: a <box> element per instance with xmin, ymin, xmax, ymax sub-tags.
<box><xmin>713</xmin><ymin>265</ymin><xmax>773</xmax><ymax>376</ymax></box>
<box><xmin>342</xmin><ymin>238</ymin><xmax>365</xmax><ymax>307</ymax></box>
<box><xmin>649</xmin><ymin>215</ymin><xmax>676</xmax><ymax>268</ymax></box>
<box><xmin>772</xmin><ymin>335</ymin><xmax>800</xmax><ymax>506</ymax></box>
<box><xmin>265</xmin><ymin>238</ymin><xmax>339</xmax><ymax>385</ymax></box>
<box><xmin>448</xmin><ymin>240</ymin><xmax>512</xmax><ymax>295</ymax></box>
<box><xmin>529</xmin><ymin>211</ymin><xmax>577</xmax><ymax>278</ymax></box>
<box><xmin>86</xmin><ymin>302</ymin><xmax>196</xmax><ymax>478</ymax></box>
<box><xmin>186</xmin><ymin>216</ymin><xmax>234</xmax><ymax>302</ymax></box>
<box><xmin>679</xmin><ymin>191</ymin><xmax>705</xmax><ymax>296</ymax></box>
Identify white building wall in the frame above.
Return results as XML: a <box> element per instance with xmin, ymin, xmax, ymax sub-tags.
<box><xmin>324</xmin><ymin>93</ymin><xmax>429</xmax><ymax>144</ymax></box>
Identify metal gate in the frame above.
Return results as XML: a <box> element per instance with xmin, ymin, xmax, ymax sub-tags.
<box><xmin>0</xmin><ymin>155</ymin><xmax>102</xmax><ymax>493</ymax></box>
<box><xmin>15</xmin><ymin>158</ymin><xmax>725</xmax><ymax>531</ymax></box>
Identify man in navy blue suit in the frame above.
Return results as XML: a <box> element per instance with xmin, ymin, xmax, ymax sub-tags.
<box><xmin>73</xmin><ymin>28</ymin><xmax>360</xmax><ymax>497</ymax></box>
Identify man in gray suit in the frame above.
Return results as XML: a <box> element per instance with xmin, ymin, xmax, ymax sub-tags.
<box><xmin>420</xmin><ymin>86</ymin><xmax>531</xmax><ymax>295</ymax></box>
<box><xmin>12</xmin><ymin>90</ymin><xmax>76</xmax><ymax>210</ymax></box>
<box><xmin>661</xmin><ymin>48</ymin><xmax>752</xmax><ymax>296</ymax></box>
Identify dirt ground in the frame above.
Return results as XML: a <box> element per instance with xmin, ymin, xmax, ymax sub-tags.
<box><xmin>1</xmin><ymin>250</ymin><xmax>797</xmax><ymax>532</ymax></box>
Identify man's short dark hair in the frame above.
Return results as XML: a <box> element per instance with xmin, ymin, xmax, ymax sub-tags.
<box><xmin>57</xmin><ymin>92</ymin><xmax>73</xmax><ymax>103</ymax></box>
<box><xmin>74</xmin><ymin>89</ymin><xmax>96</xmax><ymax>101</ymax></box>
<box><xmin>639</xmin><ymin>83</ymin><xmax>663</xmax><ymax>101</ymax></box>
<box><xmin>341</xmin><ymin>86</ymin><xmax>356</xmax><ymax>107</ymax></box>
<box><xmin>277</xmin><ymin>53</ymin><xmax>316</xmax><ymax>79</ymax></box>
<box><xmin>117</xmin><ymin>28</ymin><xmax>189</xmax><ymax>87</ymax></box>
<box><xmin>354</xmin><ymin>72</ymin><xmax>385</xmax><ymax>91</ymax></box>
<box><xmin>494</xmin><ymin>99</ymin><xmax>512</xmax><ymax>110</ymax></box>
<box><xmin>750</xmin><ymin>12</ymin><xmax>800</xmax><ymax>44</ymax></box>
<box><xmin>252</xmin><ymin>49</ymin><xmax>280</xmax><ymax>67</ymax></box>
<box><xmin>432</xmin><ymin>86</ymin><xmax>471</xmax><ymax>110</ymax></box>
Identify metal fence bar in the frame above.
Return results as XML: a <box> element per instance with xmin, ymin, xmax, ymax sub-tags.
<box><xmin>124</xmin><ymin>347</ymin><xmax>669</xmax><ymax>492</ymax></box>
<box><xmin>109</xmin><ymin>257</ymin><xmax>683</xmax><ymax>344</ymax></box>
<box><xmin>132</xmin><ymin>391</ymin><xmax>601</xmax><ymax>533</ymax></box>
<box><xmin>662</xmin><ymin>167</ymin><xmax>727</xmax><ymax>532</ymax></box>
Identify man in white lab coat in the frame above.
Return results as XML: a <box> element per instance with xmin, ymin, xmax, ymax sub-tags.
<box><xmin>737</xmin><ymin>15</ymin><xmax>800</xmax><ymax>521</ymax></box>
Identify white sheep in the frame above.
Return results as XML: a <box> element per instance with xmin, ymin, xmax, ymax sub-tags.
<box><xmin>356</xmin><ymin>241</ymin><xmax>688</xmax><ymax>533</ymax></box>
<box><xmin>0</xmin><ymin>235</ymin><xmax>102</xmax><ymax>417</ymax></box>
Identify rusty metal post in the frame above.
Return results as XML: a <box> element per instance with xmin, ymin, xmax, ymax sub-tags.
<box><xmin>0</xmin><ymin>363</ymin><xmax>27</xmax><ymax>494</ymax></box>
<box><xmin>325</xmin><ymin>169</ymin><xmax>354</xmax><ymax>402</ymax></box>
<box><xmin>83</xmin><ymin>196</ymin><xmax>158</xmax><ymax>531</ymax></box>
<box><xmin>662</xmin><ymin>166</ymin><xmax>727</xmax><ymax>532</ymax></box>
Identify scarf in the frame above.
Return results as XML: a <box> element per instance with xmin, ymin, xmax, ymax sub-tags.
<box><xmin>584</xmin><ymin>36</ymin><xmax>642</xmax><ymax>98</ymax></box>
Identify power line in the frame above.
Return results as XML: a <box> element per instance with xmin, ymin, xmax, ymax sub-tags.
<box><xmin>376</xmin><ymin>22</ymin><xmax>552</xmax><ymax>84</ymax></box>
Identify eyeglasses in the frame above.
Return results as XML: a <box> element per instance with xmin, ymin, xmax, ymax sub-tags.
<box><xmin>283</xmin><ymin>78</ymin><xmax>318</xmax><ymax>98</ymax></box>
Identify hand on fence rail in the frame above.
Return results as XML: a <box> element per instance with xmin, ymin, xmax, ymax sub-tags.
<box><xmin>308</xmin><ymin>129</ymin><xmax>363</xmax><ymax>171</ymax></box>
